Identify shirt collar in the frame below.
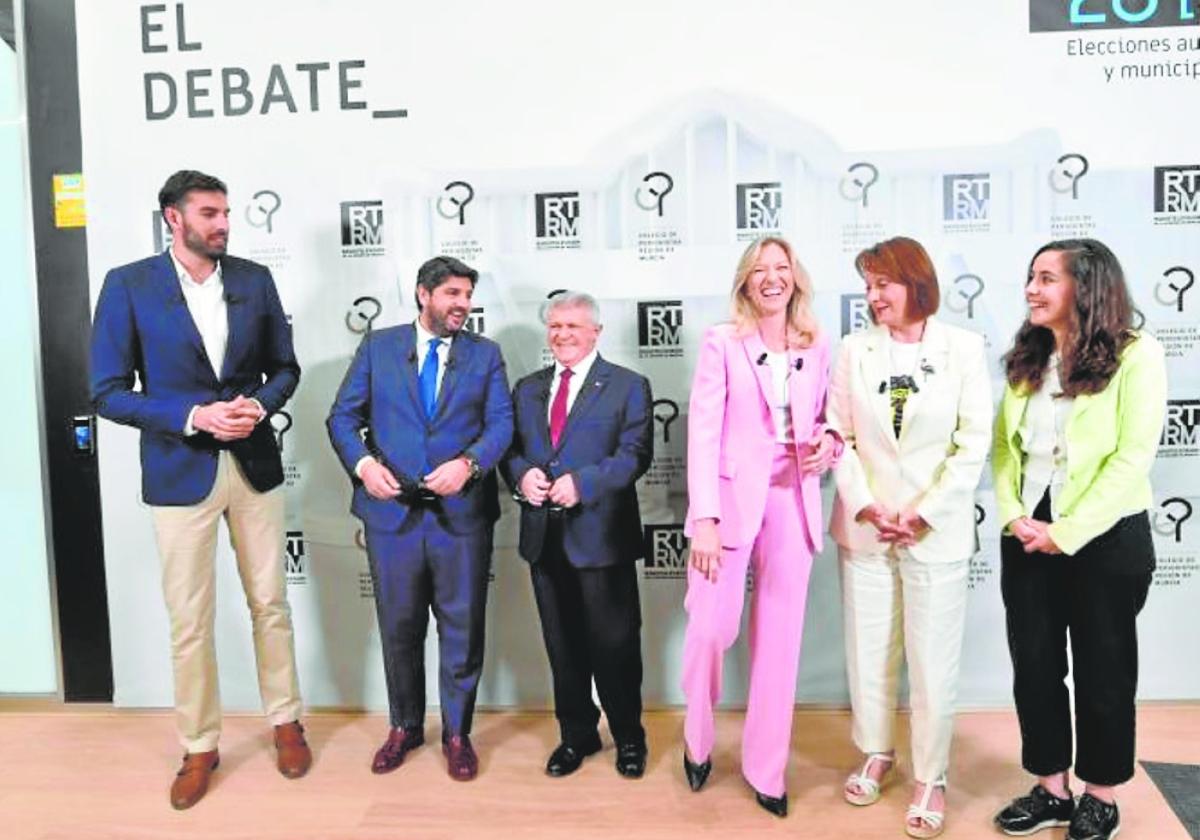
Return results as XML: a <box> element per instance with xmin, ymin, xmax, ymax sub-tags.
<box><xmin>554</xmin><ymin>347</ymin><xmax>598</xmax><ymax>381</ymax></box>
<box><xmin>414</xmin><ymin>318</ymin><xmax>455</xmax><ymax>351</ymax></box>
<box><xmin>168</xmin><ymin>248</ymin><xmax>223</xmax><ymax>290</ymax></box>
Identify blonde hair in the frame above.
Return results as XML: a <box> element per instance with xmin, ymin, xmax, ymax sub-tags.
<box><xmin>730</xmin><ymin>236</ymin><xmax>818</xmax><ymax>348</ymax></box>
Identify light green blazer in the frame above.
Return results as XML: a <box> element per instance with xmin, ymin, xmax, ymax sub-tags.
<box><xmin>992</xmin><ymin>332</ymin><xmax>1167</xmax><ymax>556</ymax></box>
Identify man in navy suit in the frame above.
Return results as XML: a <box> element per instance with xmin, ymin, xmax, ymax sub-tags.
<box><xmin>327</xmin><ymin>256</ymin><xmax>512</xmax><ymax>781</ymax></box>
<box><xmin>503</xmin><ymin>291</ymin><xmax>653</xmax><ymax>778</ymax></box>
<box><xmin>90</xmin><ymin>170</ymin><xmax>309</xmax><ymax>810</ymax></box>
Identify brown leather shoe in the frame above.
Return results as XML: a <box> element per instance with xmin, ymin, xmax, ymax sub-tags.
<box><xmin>274</xmin><ymin>721</ymin><xmax>312</xmax><ymax>779</ymax></box>
<box><xmin>442</xmin><ymin>735</ymin><xmax>478</xmax><ymax>781</ymax></box>
<box><xmin>169</xmin><ymin>750</ymin><xmax>219</xmax><ymax>810</ymax></box>
<box><xmin>371</xmin><ymin>727</ymin><xmax>425</xmax><ymax>774</ymax></box>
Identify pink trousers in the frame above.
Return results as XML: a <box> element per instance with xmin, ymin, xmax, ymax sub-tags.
<box><xmin>682</xmin><ymin>444</ymin><xmax>815</xmax><ymax>797</ymax></box>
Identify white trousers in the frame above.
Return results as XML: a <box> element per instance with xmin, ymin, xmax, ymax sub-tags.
<box><xmin>151</xmin><ymin>451</ymin><xmax>302</xmax><ymax>752</ymax></box>
<box><xmin>839</xmin><ymin>546</ymin><xmax>969</xmax><ymax>783</ymax></box>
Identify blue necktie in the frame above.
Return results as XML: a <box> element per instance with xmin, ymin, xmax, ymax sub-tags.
<box><xmin>419</xmin><ymin>337</ymin><xmax>442</xmax><ymax>418</ymax></box>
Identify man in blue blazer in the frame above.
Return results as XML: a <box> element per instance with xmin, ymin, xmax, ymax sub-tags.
<box><xmin>327</xmin><ymin>256</ymin><xmax>512</xmax><ymax>781</ymax></box>
<box><xmin>503</xmin><ymin>291</ymin><xmax>653</xmax><ymax>779</ymax></box>
<box><xmin>90</xmin><ymin>170</ymin><xmax>309</xmax><ymax>810</ymax></box>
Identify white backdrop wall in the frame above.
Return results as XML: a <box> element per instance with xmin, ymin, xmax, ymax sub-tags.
<box><xmin>76</xmin><ymin>1</ymin><xmax>1200</xmax><ymax>713</ymax></box>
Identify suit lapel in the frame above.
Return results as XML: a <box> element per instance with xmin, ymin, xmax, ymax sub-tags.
<box><xmin>395</xmin><ymin>326</ymin><xmax>422</xmax><ymax>413</ymax></box>
<box><xmin>219</xmin><ymin>262</ymin><xmax>251</xmax><ymax>382</ymax></box>
<box><xmin>153</xmin><ymin>252</ymin><xmax>214</xmax><ymax>382</ymax></box>
<box><xmin>531</xmin><ymin>366</ymin><xmax>555</xmax><ymax>456</ymax></box>
<box><xmin>859</xmin><ymin>326</ymin><xmax>897</xmax><ymax>449</ymax></box>
<box><xmin>741</xmin><ymin>331</ymin><xmax>776</xmax><ymax>413</ymax></box>
<box><xmin>555</xmin><ymin>356</ymin><xmax>609</xmax><ymax>452</ymax></box>
<box><xmin>433</xmin><ymin>333</ymin><xmax>468</xmax><ymax>419</ymax></box>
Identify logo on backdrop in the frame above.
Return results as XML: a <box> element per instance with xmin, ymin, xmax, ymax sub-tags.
<box><xmin>975</xmin><ymin>504</ymin><xmax>986</xmax><ymax>526</ymax></box>
<box><xmin>1029</xmin><ymin>0</ymin><xmax>1199</xmax><ymax>32</ymax></box>
<box><xmin>1160</xmin><ymin>399</ymin><xmax>1200</xmax><ymax>457</ymax></box>
<box><xmin>1153</xmin><ymin>497</ymin><xmax>1194</xmax><ymax>543</ymax></box>
<box><xmin>943</xmin><ymin>173</ymin><xmax>991</xmax><ymax>222</ymax></box>
<box><xmin>635</xmin><ymin>171</ymin><xmax>675</xmax><ymax>217</ymax></box>
<box><xmin>270</xmin><ymin>410</ymin><xmax>293</xmax><ymax>452</ymax></box>
<box><xmin>340</xmin><ymin>200</ymin><xmax>385</xmax><ymax>257</ymax></box>
<box><xmin>465</xmin><ymin>307</ymin><xmax>486</xmax><ymax>335</ymax></box>
<box><xmin>736</xmin><ymin>182</ymin><xmax>783</xmax><ymax>234</ymax></box>
<box><xmin>1049</xmin><ymin>153</ymin><xmax>1089</xmax><ymax>199</ymax></box>
<box><xmin>638</xmin><ymin>300</ymin><xmax>684</xmax><ymax>359</ymax></box>
<box><xmin>436</xmin><ymin>181</ymin><xmax>475</xmax><ymax>225</ymax></box>
<box><xmin>245</xmin><ymin>189</ymin><xmax>281</xmax><ymax>233</ymax></box>
<box><xmin>1154</xmin><ymin>165</ymin><xmax>1200</xmax><ymax>225</ymax></box>
<box><xmin>535</xmin><ymin>191</ymin><xmax>581</xmax><ymax>239</ymax></box>
<box><xmin>345</xmin><ymin>296</ymin><xmax>383</xmax><ymax>334</ymax></box>
<box><xmin>643</xmin><ymin>524</ymin><xmax>688</xmax><ymax>579</ymax></box>
<box><xmin>839</xmin><ymin>162</ymin><xmax>879</xmax><ymax>208</ymax></box>
<box><xmin>285</xmin><ymin>530</ymin><xmax>307</xmax><ymax>583</ymax></box>
<box><xmin>652</xmin><ymin>398</ymin><xmax>680</xmax><ymax>445</ymax></box>
<box><xmin>946</xmin><ymin>274</ymin><xmax>985</xmax><ymax>318</ymax></box>
<box><xmin>841</xmin><ymin>293</ymin><xmax>872</xmax><ymax>336</ymax></box>
<box><xmin>151</xmin><ymin>210</ymin><xmax>174</xmax><ymax>252</ymax></box>
<box><xmin>1156</xmin><ymin>266</ymin><xmax>1195</xmax><ymax>312</ymax></box>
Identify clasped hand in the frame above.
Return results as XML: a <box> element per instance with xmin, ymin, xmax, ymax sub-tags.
<box><xmin>1010</xmin><ymin>516</ymin><xmax>1062</xmax><ymax>554</ymax></box>
<box><xmin>856</xmin><ymin>504</ymin><xmax>929</xmax><ymax>547</ymax></box>
<box><xmin>519</xmin><ymin>467</ymin><xmax>579</xmax><ymax>508</ymax></box>
<box><xmin>193</xmin><ymin>395</ymin><xmax>262</xmax><ymax>441</ymax></box>
<box><xmin>360</xmin><ymin>456</ymin><xmax>474</xmax><ymax>500</ymax></box>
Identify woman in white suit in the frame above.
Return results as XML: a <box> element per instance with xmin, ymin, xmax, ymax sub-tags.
<box><xmin>827</xmin><ymin>237</ymin><xmax>992</xmax><ymax>838</ymax></box>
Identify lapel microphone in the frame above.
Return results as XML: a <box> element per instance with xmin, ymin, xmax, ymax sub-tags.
<box><xmin>757</xmin><ymin>353</ymin><xmax>804</xmax><ymax>371</ymax></box>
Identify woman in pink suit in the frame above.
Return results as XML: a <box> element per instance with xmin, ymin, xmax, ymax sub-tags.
<box><xmin>681</xmin><ymin>236</ymin><xmax>839</xmax><ymax>817</ymax></box>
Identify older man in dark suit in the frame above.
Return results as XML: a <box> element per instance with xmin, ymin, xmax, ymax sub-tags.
<box><xmin>503</xmin><ymin>291</ymin><xmax>654</xmax><ymax>778</ymax></box>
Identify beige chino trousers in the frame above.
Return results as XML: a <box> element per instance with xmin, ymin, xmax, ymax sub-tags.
<box><xmin>151</xmin><ymin>451</ymin><xmax>302</xmax><ymax>753</ymax></box>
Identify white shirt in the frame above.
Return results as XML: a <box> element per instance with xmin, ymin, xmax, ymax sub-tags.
<box><xmin>170</xmin><ymin>250</ymin><xmax>230</xmax><ymax>436</ymax></box>
<box><xmin>171</xmin><ymin>249</ymin><xmax>227</xmax><ymax>378</ymax></box>
<box><xmin>547</xmin><ymin>348</ymin><xmax>598</xmax><ymax>422</ymax></box>
<box><xmin>1018</xmin><ymin>355</ymin><xmax>1072</xmax><ymax>518</ymax></box>
<box><xmin>763</xmin><ymin>350</ymin><xmax>794</xmax><ymax>443</ymax></box>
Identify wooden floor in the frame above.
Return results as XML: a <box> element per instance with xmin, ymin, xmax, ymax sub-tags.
<box><xmin>0</xmin><ymin>705</ymin><xmax>1194</xmax><ymax>840</ymax></box>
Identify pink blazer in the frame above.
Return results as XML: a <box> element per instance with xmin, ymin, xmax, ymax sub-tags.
<box><xmin>685</xmin><ymin>323</ymin><xmax>835</xmax><ymax>551</ymax></box>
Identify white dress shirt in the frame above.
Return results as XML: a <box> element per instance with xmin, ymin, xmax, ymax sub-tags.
<box><xmin>171</xmin><ymin>250</ymin><xmax>229</xmax><ymax>436</ymax></box>
<box><xmin>546</xmin><ymin>347</ymin><xmax>598</xmax><ymax>422</ymax></box>
<box><xmin>763</xmin><ymin>350</ymin><xmax>794</xmax><ymax>443</ymax></box>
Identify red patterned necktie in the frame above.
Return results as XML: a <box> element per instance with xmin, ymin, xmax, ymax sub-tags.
<box><xmin>549</xmin><ymin>367</ymin><xmax>573</xmax><ymax>447</ymax></box>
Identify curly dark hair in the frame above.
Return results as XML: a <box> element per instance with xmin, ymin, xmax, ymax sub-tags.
<box><xmin>1002</xmin><ymin>239</ymin><xmax>1139</xmax><ymax>397</ymax></box>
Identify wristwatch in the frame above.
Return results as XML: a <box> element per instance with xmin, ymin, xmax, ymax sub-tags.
<box><xmin>460</xmin><ymin>453</ymin><xmax>482</xmax><ymax>481</ymax></box>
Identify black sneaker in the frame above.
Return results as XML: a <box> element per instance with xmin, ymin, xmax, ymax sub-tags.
<box><xmin>1068</xmin><ymin>793</ymin><xmax>1120</xmax><ymax>840</ymax></box>
<box><xmin>995</xmin><ymin>784</ymin><xmax>1075</xmax><ymax>835</ymax></box>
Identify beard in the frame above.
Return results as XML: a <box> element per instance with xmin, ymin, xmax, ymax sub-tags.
<box><xmin>181</xmin><ymin>222</ymin><xmax>228</xmax><ymax>260</ymax></box>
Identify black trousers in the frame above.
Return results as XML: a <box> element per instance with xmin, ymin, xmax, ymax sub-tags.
<box><xmin>530</xmin><ymin>519</ymin><xmax>645</xmax><ymax>748</ymax></box>
<box><xmin>1000</xmin><ymin>499</ymin><xmax>1154</xmax><ymax>786</ymax></box>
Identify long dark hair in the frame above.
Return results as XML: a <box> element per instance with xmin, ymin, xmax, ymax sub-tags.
<box><xmin>1002</xmin><ymin>239</ymin><xmax>1137</xmax><ymax>397</ymax></box>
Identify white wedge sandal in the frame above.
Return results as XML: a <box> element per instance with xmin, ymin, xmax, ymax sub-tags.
<box><xmin>843</xmin><ymin>752</ymin><xmax>894</xmax><ymax>806</ymax></box>
<box><xmin>905</xmin><ymin>774</ymin><xmax>947</xmax><ymax>839</ymax></box>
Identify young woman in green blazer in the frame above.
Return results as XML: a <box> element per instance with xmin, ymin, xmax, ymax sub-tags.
<box><xmin>991</xmin><ymin>239</ymin><xmax>1167</xmax><ymax>840</ymax></box>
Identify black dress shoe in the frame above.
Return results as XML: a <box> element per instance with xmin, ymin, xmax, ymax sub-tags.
<box><xmin>545</xmin><ymin>738</ymin><xmax>602</xmax><ymax>777</ymax></box>
<box><xmin>754</xmin><ymin>789</ymin><xmax>788</xmax><ymax>817</ymax></box>
<box><xmin>615</xmin><ymin>742</ymin><xmax>647</xmax><ymax>779</ymax></box>
<box><xmin>683</xmin><ymin>752</ymin><xmax>712</xmax><ymax>792</ymax></box>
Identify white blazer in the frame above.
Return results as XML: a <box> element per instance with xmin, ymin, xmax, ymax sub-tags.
<box><xmin>827</xmin><ymin>317</ymin><xmax>992</xmax><ymax>563</ymax></box>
